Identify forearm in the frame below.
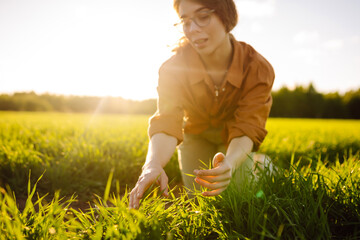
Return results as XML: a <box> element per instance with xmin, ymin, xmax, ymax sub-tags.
<box><xmin>225</xmin><ymin>136</ymin><xmax>254</xmax><ymax>171</ymax></box>
<box><xmin>143</xmin><ymin>133</ymin><xmax>177</xmax><ymax>169</ymax></box>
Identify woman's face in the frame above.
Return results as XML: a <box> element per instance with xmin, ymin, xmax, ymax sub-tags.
<box><xmin>178</xmin><ymin>0</ymin><xmax>228</xmax><ymax>56</ymax></box>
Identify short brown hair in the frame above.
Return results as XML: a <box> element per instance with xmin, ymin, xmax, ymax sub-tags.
<box><xmin>173</xmin><ymin>0</ymin><xmax>238</xmax><ymax>33</ymax></box>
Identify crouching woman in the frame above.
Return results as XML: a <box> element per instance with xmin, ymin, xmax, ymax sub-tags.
<box><xmin>129</xmin><ymin>0</ymin><xmax>275</xmax><ymax>209</ymax></box>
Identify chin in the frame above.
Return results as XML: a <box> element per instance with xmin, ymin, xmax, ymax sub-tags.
<box><xmin>193</xmin><ymin>45</ymin><xmax>214</xmax><ymax>56</ymax></box>
<box><xmin>199</xmin><ymin>47</ymin><xmax>217</xmax><ymax>57</ymax></box>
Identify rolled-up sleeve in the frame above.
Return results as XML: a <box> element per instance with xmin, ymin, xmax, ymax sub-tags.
<box><xmin>148</xmin><ymin>62</ymin><xmax>184</xmax><ymax>144</ymax></box>
<box><xmin>226</xmin><ymin>59</ymin><xmax>275</xmax><ymax>151</ymax></box>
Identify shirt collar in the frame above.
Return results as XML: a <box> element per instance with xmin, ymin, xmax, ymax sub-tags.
<box><xmin>226</xmin><ymin>34</ymin><xmax>244</xmax><ymax>88</ymax></box>
<box><xmin>183</xmin><ymin>34</ymin><xmax>244</xmax><ymax>88</ymax></box>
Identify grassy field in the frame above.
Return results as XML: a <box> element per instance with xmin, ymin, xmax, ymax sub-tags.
<box><xmin>0</xmin><ymin>111</ymin><xmax>359</xmax><ymax>239</ymax></box>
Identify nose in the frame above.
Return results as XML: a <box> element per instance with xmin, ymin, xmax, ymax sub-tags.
<box><xmin>188</xmin><ymin>20</ymin><xmax>201</xmax><ymax>33</ymax></box>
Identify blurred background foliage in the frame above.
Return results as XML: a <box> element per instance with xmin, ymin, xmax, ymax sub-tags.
<box><xmin>1</xmin><ymin>83</ymin><xmax>359</xmax><ymax>118</ymax></box>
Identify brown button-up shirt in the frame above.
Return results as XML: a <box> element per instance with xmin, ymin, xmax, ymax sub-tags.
<box><xmin>148</xmin><ymin>36</ymin><xmax>275</xmax><ymax>151</ymax></box>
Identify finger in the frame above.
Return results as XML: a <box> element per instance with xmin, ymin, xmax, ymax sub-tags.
<box><xmin>133</xmin><ymin>197</ymin><xmax>140</xmax><ymax>209</ymax></box>
<box><xmin>136</xmin><ymin>178</ymin><xmax>152</xmax><ymax>199</ymax></box>
<box><xmin>212</xmin><ymin>152</ymin><xmax>225</xmax><ymax>168</ymax></box>
<box><xmin>194</xmin><ymin>165</ymin><xmax>230</xmax><ymax>177</ymax></box>
<box><xmin>159</xmin><ymin>172</ymin><xmax>169</xmax><ymax>197</ymax></box>
<box><xmin>196</xmin><ymin>173</ymin><xmax>231</xmax><ymax>183</ymax></box>
<box><xmin>202</xmin><ymin>187</ymin><xmax>227</xmax><ymax>197</ymax></box>
<box><xmin>129</xmin><ymin>188</ymin><xmax>137</xmax><ymax>209</ymax></box>
<box><xmin>195</xmin><ymin>177</ymin><xmax>230</xmax><ymax>190</ymax></box>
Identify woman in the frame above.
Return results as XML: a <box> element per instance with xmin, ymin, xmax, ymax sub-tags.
<box><xmin>129</xmin><ymin>0</ymin><xmax>274</xmax><ymax>209</ymax></box>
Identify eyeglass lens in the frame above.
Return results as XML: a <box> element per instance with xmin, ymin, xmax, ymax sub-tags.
<box><xmin>175</xmin><ymin>10</ymin><xmax>214</xmax><ymax>32</ymax></box>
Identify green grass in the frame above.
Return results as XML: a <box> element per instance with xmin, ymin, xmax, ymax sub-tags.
<box><xmin>262</xmin><ymin>118</ymin><xmax>360</xmax><ymax>167</ymax></box>
<box><xmin>0</xmin><ymin>111</ymin><xmax>359</xmax><ymax>239</ymax></box>
<box><xmin>0</xmin><ymin>112</ymin><xmax>161</xmax><ymax>199</ymax></box>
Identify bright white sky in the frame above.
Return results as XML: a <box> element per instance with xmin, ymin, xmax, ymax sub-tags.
<box><xmin>0</xmin><ymin>0</ymin><xmax>359</xmax><ymax>100</ymax></box>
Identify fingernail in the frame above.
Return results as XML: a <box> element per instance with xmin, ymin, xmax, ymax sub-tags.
<box><xmin>194</xmin><ymin>170</ymin><xmax>198</xmax><ymax>175</ymax></box>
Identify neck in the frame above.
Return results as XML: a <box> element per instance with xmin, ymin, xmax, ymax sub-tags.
<box><xmin>200</xmin><ymin>34</ymin><xmax>233</xmax><ymax>72</ymax></box>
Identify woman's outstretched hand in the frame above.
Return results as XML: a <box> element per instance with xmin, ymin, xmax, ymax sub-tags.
<box><xmin>194</xmin><ymin>152</ymin><xmax>233</xmax><ymax>196</ymax></box>
<box><xmin>129</xmin><ymin>165</ymin><xmax>169</xmax><ymax>209</ymax></box>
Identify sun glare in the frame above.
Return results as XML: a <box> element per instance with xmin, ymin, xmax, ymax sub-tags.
<box><xmin>0</xmin><ymin>1</ymin><xmax>182</xmax><ymax>101</ymax></box>
<box><xmin>1</xmin><ymin>1</ymin><xmax>359</xmax><ymax>99</ymax></box>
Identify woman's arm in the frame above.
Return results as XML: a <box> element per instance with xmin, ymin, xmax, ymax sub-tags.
<box><xmin>129</xmin><ymin>133</ymin><xmax>177</xmax><ymax>209</ymax></box>
<box><xmin>225</xmin><ymin>135</ymin><xmax>253</xmax><ymax>170</ymax></box>
<box><xmin>143</xmin><ymin>133</ymin><xmax>178</xmax><ymax>169</ymax></box>
<box><xmin>194</xmin><ymin>135</ymin><xmax>253</xmax><ymax>196</ymax></box>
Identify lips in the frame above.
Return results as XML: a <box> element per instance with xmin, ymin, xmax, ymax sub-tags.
<box><xmin>193</xmin><ymin>38</ymin><xmax>208</xmax><ymax>48</ymax></box>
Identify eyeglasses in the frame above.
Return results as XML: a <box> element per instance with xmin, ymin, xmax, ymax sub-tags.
<box><xmin>174</xmin><ymin>9</ymin><xmax>215</xmax><ymax>32</ymax></box>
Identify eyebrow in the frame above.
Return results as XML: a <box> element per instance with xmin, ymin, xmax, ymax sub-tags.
<box><xmin>180</xmin><ymin>7</ymin><xmax>210</xmax><ymax>18</ymax></box>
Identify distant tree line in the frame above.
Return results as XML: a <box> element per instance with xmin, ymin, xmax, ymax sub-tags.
<box><xmin>0</xmin><ymin>92</ymin><xmax>157</xmax><ymax>115</ymax></box>
<box><xmin>0</xmin><ymin>84</ymin><xmax>359</xmax><ymax>118</ymax></box>
<box><xmin>270</xmin><ymin>84</ymin><xmax>360</xmax><ymax>119</ymax></box>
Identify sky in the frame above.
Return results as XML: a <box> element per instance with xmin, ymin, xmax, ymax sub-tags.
<box><xmin>0</xmin><ymin>0</ymin><xmax>359</xmax><ymax>100</ymax></box>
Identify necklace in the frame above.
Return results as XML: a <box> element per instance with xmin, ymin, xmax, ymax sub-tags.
<box><xmin>210</xmin><ymin>68</ymin><xmax>228</xmax><ymax>87</ymax></box>
<box><xmin>213</xmin><ymin>69</ymin><xmax>228</xmax><ymax>99</ymax></box>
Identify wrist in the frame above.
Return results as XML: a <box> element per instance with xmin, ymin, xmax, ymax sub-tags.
<box><xmin>223</xmin><ymin>157</ymin><xmax>236</xmax><ymax>173</ymax></box>
<box><xmin>226</xmin><ymin>136</ymin><xmax>253</xmax><ymax>171</ymax></box>
<box><xmin>224</xmin><ymin>154</ymin><xmax>247</xmax><ymax>173</ymax></box>
<box><xmin>142</xmin><ymin>162</ymin><xmax>162</xmax><ymax>171</ymax></box>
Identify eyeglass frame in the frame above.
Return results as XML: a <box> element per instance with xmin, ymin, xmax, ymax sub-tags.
<box><xmin>174</xmin><ymin>9</ymin><xmax>215</xmax><ymax>32</ymax></box>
